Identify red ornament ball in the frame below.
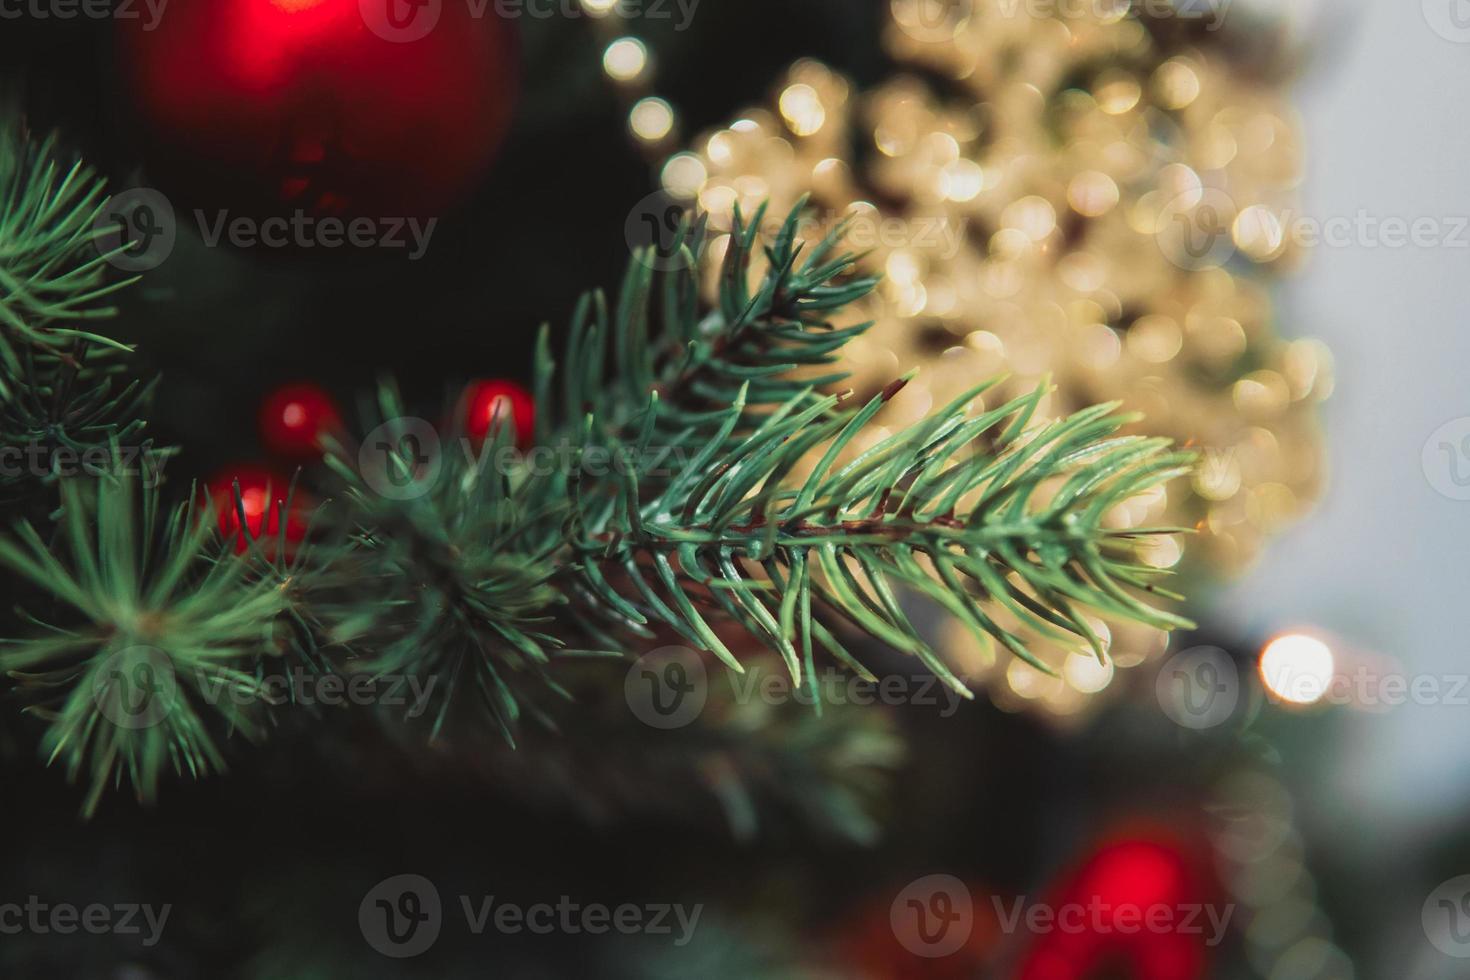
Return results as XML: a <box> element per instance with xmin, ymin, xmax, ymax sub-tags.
<box><xmin>465</xmin><ymin>379</ymin><xmax>534</xmax><ymax>447</ymax></box>
<box><xmin>260</xmin><ymin>383</ymin><xmax>343</xmax><ymax>459</ymax></box>
<box><xmin>1017</xmin><ymin>832</ymin><xmax>1216</xmax><ymax>980</ymax></box>
<box><xmin>207</xmin><ymin>466</ymin><xmax>310</xmax><ymax>555</ymax></box>
<box><xmin>116</xmin><ymin>0</ymin><xmax>518</xmax><ymax>220</ymax></box>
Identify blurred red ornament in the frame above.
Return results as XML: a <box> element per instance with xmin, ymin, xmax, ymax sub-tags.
<box><xmin>260</xmin><ymin>383</ymin><xmax>342</xmax><ymax>459</ymax></box>
<box><xmin>1016</xmin><ymin>830</ymin><xmax>1217</xmax><ymax>980</ymax></box>
<box><xmin>116</xmin><ymin>0</ymin><xmax>518</xmax><ymax>220</ymax></box>
<box><xmin>207</xmin><ymin>466</ymin><xmax>310</xmax><ymax>555</ymax></box>
<box><xmin>465</xmin><ymin>379</ymin><xmax>534</xmax><ymax>447</ymax></box>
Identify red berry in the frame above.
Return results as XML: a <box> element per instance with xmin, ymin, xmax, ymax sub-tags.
<box><xmin>260</xmin><ymin>383</ymin><xmax>342</xmax><ymax>459</ymax></box>
<box><xmin>465</xmin><ymin>379</ymin><xmax>534</xmax><ymax>447</ymax></box>
<box><xmin>207</xmin><ymin>466</ymin><xmax>309</xmax><ymax>556</ymax></box>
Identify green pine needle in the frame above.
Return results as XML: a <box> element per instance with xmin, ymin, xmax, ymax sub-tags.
<box><xmin>0</xmin><ymin>123</ymin><xmax>136</xmax><ymax>391</ymax></box>
<box><xmin>0</xmin><ymin>472</ymin><xmax>286</xmax><ymax>815</ymax></box>
<box><xmin>0</xmin><ymin>195</ymin><xmax>1198</xmax><ymax>814</ymax></box>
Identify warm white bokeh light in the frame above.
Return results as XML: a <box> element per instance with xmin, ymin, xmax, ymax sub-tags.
<box><xmin>630</xmin><ymin>98</ymin><xmax>675</xmax><ymax>143</ymax></box>
<box><xmin>602</xmin><ymin>38</ymin><xmax>649</xmax><ymax>83</ymax></box>
<box><xmin>1064</xmin><ymin>651</ymin><xmax>1115</xmax><ymax>695</ymax></box>
<box><xmin>1259</xmin><ymin>633</ymin><xmax>1335</xmax><ymax>706</ymax></box>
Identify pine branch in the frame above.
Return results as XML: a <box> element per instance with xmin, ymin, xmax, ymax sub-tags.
<box><xmin>0</xmin><ymin>123</ymin><xmax>136</xmax><ymax>390</ymax></box>
<box><xmin>0</xmin><ymin>197</ymin><xmax>1196</xmax><ymax>813</ymax></box>
<box><xmin>0</xmin><ymin>123</ymin><xmax>160</xmax><ymax>505</ymax></box>
<box><xmin>554</xmin><ymin>201</ymin><xmax>877</xmax><ymax>460</ymax></box>
<box><xmin>0</xmin><ymin>471</ymin><xmax>287</xmax><ymax>814</ymax></box>
<box><xmin>326</xmin><ymin>201</ymin><xmax>1196</xmax><ymax>734</ymax></box>
<box><xmin>570</xmin><ymin>382</ymin><xmax>1194</xmax><ymax>691</ymax></box>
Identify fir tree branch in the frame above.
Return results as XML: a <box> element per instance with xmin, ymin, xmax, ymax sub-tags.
<box><xmin>0</xmin><ymin>197</ymin><xmax>1196</xmax><ymax>813</ymax></box>
<box><xmin>328</xmin><ymin>201</ymin><xmax>1196</xmax><ymax>734</ymax></box>
<box><xmin>0</xmin><ymin>124</ymin><xmax>137</xmax><ymax>389</ymax></box>
<box><xmin>0</xmin><ymin>124</ymin><xmax>160</xmax><ymax>507</ymax></box>
<box><xmin>0</xmin><ymin>471</ymin><xmax>286</xmax><ymax>814</ymax></box>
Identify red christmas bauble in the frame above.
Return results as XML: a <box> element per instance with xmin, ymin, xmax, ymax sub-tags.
<box><xmin>207</xmin><ymin>466</ymin><xmax>310</xmax><ymax>555</ymax></box>
<box><xmin>465</xmin><ymin>379</ymin><xmax>534</xmax><ymax>447</ymax></box>
<box><xmin>1017</xmin><ymin>829</ymin><xmax>1217</xmax><ymax>980</ymax></box>
<box><xmin>260</xmin><ymin>383</ymin><xmax>343</xmax><ymax>459</ymax></box>
<box><xmin>116</xmin><ymin>0</ymin><xmax>518</xmax><ymax>220</ymax></box>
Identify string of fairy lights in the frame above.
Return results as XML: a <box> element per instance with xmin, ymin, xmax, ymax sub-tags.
<box><xmin>582</xmin><ymin>1</ymin><xmax>680</xmax><ymax>151</ymax></box>
<box><xmin>589</xmin><ymin>11</ymin><xmax>1357</xmax><ymax>974</ymax></box>
<box><xmin>587</xmin><ymin>2</ymin><xmax>1336</xmax><ymax>723</ymax></box>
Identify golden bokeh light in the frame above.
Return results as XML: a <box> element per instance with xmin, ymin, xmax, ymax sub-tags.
<box><xmin>1260</xmin><ymin>634</ymin><xmax>1335</xmax><ymax>706</ymax></box>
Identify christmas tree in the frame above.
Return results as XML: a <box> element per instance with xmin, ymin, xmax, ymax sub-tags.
<box><xmin>0</xmin><ymin>4</ymin><xmax>1364</xmax><ymax>979</ymax></box>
